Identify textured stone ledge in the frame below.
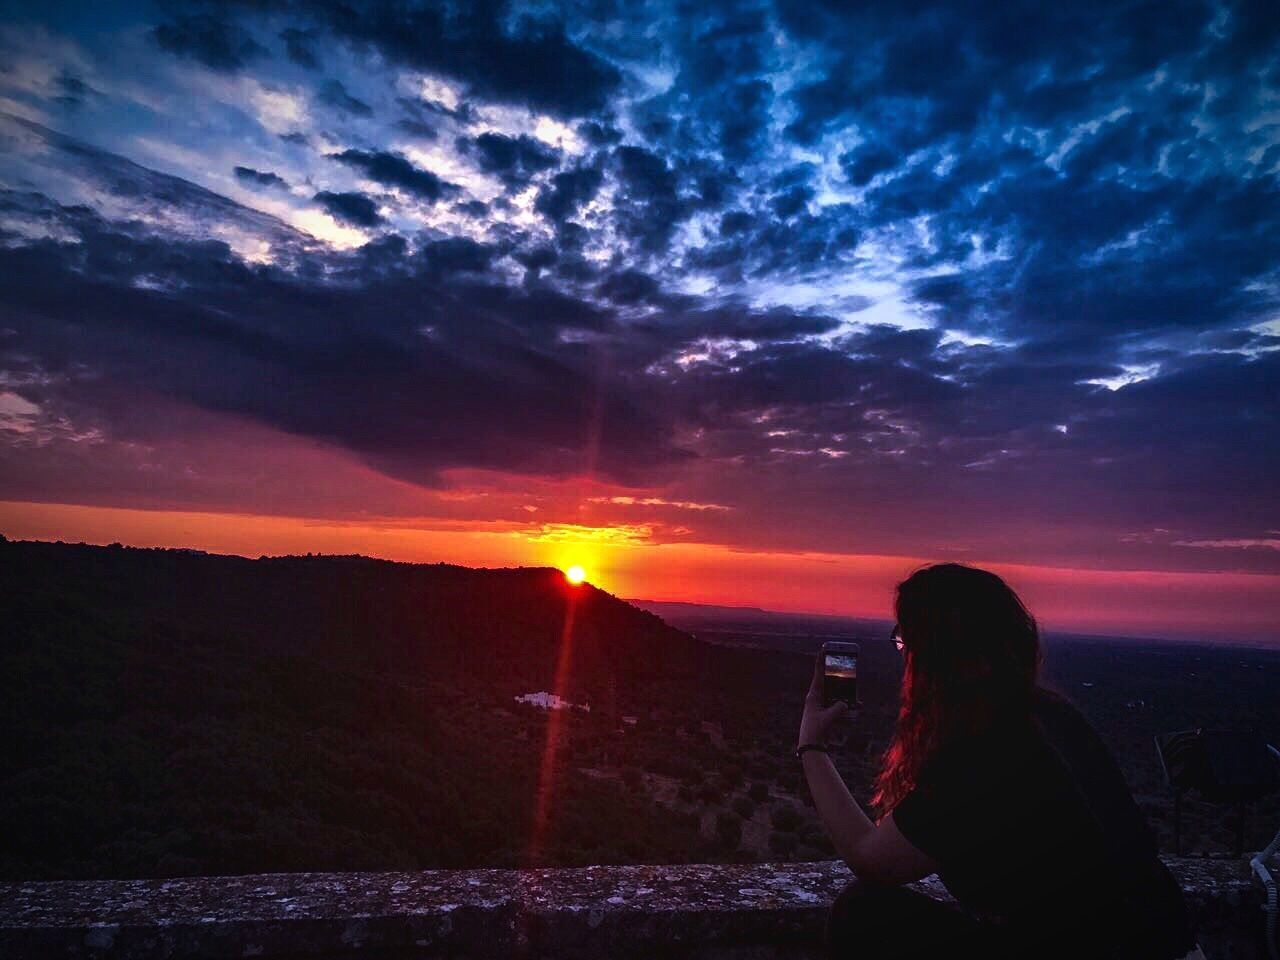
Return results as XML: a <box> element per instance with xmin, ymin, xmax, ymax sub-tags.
<box><xmin>0</xmin><ymin>857</ymin><xmax>1263</xmax><ymax>959</ymax></box>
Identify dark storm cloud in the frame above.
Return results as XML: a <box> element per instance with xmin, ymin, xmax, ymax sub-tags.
<box><xmin>512</xmin><ymin>243</ymin><xmax>557</xmax><ymax>284</ymax></box>
<box><xmin>309</xmin><ymin>1</ymin><xmax>623</xmax><ymax>117</ymax></box>
<box><xmin>456</xmin><ymin>132</ymin><xmax>559</xmax><ymax>187</ymax></box>
<box><xmin>329</xmin><ymin>149</ymin><xmax>458</xmax><ymax>202</ymax></box>
<box><xmin>52</xmin><ymin>72</ymin><xmax>95</xmax><ymax>108</ymax></box>
<box><xmin>838</xmin><ymin>141</ymin><xmax>898</xmax><ymax>186</ymax></box>
<box><xmin>657</xmin><ymin>324</ymin><xmax>1279</xmax><ymax>559</ymax></box>
<box><xmin>420</xmin><ymin>236</ymin><xmax>497</xmax><ymax>274</ymax></box>
<box><xmin>689</xmin><ymin>304</ymin><xmax>843</xmax><ymax>341</ymax></box>
<box><xmin>151</xmin><ymin>14</ymin><xmax>266</xmax><ymax>71</ymax></box>
<box><xmin>317</xmin><ymin>79</ymin><xmax>373</xmax><ymax>116</ymax></box>
<box><xmin>0</xmin><ymin>122</ymin><xmax>887</xmax><ymax>494</ymax></box>
<box><xmin>775</xmin><ymin>0</ymin><xmax>1213</xmax><ymax>148</ymax></box>
<box><xmin>0</xmin><ymin>113</ymin><xmax>314</xmax><ymax>260</ymax></box>
<box><xmin>234</xmin><ymin>165</ymin><xmax>287</xmax><ymax>189</ymax></box>
<box><xmin>454</xmin><ymin>198</ymin><xmax>488</xmax><ymax>217</ymax></box>
<box><xmin>685</xmin><ymin>202</ymin><xmax>861</xmax><ymax>283</ymax></box>
<box><xmin>392</xmin><ymin>96</ymin><xmax>455</xmax><ymax>138</ymax></box>
<box><xmin>758</xmin><ymin>0</ymin><xmax>1280</xmax><ymax>341</ymax></box>
<box><xmin>718</xmin><ymin>210</ymin><xmax>754</xmax><ymax>236</ymax></box>
<box><xmin>610</xmin><ymin>146</ymin><xmax>692</xmax><ymax>252</ymax></box>
<box><xmin>0</xmin><ymin>193</ymin><xmax>688</xmax><ymax>485</ymax></box>
<box><xmin>598</xmin><ymin>269</ymin><xmax>660</xmax><ymax>305</ymax></box>
<box><xmin>314</xmin><ymin>190</ymin><xmax>382</xmax><ymax>226</ymax></box>
<box><xmin>664</xmin><ymin>7</ymin><xmax>775</xmax><ymax>164</ymax></box>
<box><xmin>577</xmin><ymin>120</ymin><xmax>623</xmax><ymax>147</ymax></box>
<box><xmin>188</xmin><ymin>0</ymin><xmax>617</xmax><ymax>115</ymax></box>
<box><xmin>280</xmin><ymin>27</ymin><xmax>319</xmax><ymax>68</ymax></box>
<box><xmin>534</xmin><ymin>162</ymin><xmax>604</xmax><ymax>222</ymax></box>
<box><xmin>769</xmin><ymin>183</ymin><xmax>812</xmax><ymax>220</ymax></box>
<box><xmin>399</xmin><ymin>93</ymin><xmax>475</xmax><ymax>125</ymax></box>
<box><xmin>891</xmin><ymin>145</ymin><xmax>1280</xmax><ymax>342</ymax></box>
<box><xmin>397</xmin><ymin>118</ymin><xmax>438</xmax><ymax>139</ymax></box>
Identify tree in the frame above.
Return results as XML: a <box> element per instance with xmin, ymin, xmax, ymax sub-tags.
<box><xmin>770</xmin><ymin>804</ymin><xmax>802</xmax><ymax>832</ymax></box>
<box><xmin>768</xmin><ymin>831</ymin><xmax>798</xmax><ymax>857</ymax></box>
<box><xmin>715</xmin><ymin>811</ymin><xmax>742</xmax><ymax>849</ymax></box>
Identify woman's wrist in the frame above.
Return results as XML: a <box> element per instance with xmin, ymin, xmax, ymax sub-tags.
<box><xmin>796</xmin><ymin>725</ymin><xmax>827</xmax><ymax>751</ymax></box>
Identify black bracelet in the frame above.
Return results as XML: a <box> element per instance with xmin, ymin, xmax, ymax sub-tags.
<box><xmin>795</xmin><ymin>743</ymin><xmax>828</xmax><ymax>759</ymax></box>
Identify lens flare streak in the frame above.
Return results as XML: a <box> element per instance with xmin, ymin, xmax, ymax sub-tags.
<box><xmin>526</xmin><ymin>586</ymin><xmax>580</xmax><ymax>866</ymax></box>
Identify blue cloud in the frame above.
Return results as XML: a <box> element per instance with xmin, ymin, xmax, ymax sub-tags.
<box><xmin>280</xmin><ymin>27</ymin><xmax>319</xmax><ymax>68</ymax></box>
<box><xmin>329</xmin><ymin>149</ymin><xmax>458</xmax><ymax>202</ymax></box>
<box><xmin>234</xmin><ymin>166</ymin><xmax>288</xmax><ymax>189</ymax></box>
<box><xmin>314</xmin><ymin>190</ymin><xmax>382</xmax><ymax>226</ymax></box>
<box><xmin>318</xmin><ymin>79</ymin><xmax>373</xmax><ymax>116</ymax></box>
<box><xmin>151</xmin><ymin>14</ymin><xmax>265</xmax><ymax>71</ymax></box>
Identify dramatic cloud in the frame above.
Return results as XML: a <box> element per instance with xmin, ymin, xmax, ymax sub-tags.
<box><xmin>535</xmin><ymin>163</ymin><xmax>604</xmax><ymax>223</ymax></box>
<box><xmin>458</xmin><ymin>132</ymin><xmax>559</xmax><ymax>187</ymax></box>
<box><xmin>313</xmin><ymin>190</ymin><xmax>383</xmax><ymax>226</ymax></box>
<box><xmin>329</xmin><ymin>148</ymin><xmax>458</xmax><ymax>202</ymax></box>
<box><xmin>234</xmin><ymin>165</ymin><xmax>287</xmax><ymax>188</ymax></box>
<box><xmin>279</xmin><ymin>27</ymin><xmax>319</xmax><ymax>69</ymax></box>
<box><xmin>317</xmin><ymin>79</ymin><xmax>373</xmax><ymax>116</ymax></box>
<box><xmin>151</xmin><ymin>13</ymin><xmax>266</xmax><ymax>71</ymax></box>
<box><xmin>307</xmin><ymin>1</ymin><xmax>624</xmax><ymax>117</ymax></box>
<box><xmin>1</xmin><ymin>0</ymin><xmax>1278</xmax><ymax>608</ymax></box>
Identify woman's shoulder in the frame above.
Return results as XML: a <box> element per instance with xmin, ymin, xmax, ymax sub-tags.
<box><xmin>923</xmin><ymin>690</ymin><xmax>1079</xmax><ymax>778</ymax></box>
<box><xmin>1031</xmin><ymin>684</ymin><xmax>1079</xmax><ymax>713</ymax></box>
<box><xmin>1030</xmin><ymin>686</ymin><xmax>1105</xmax><ymax>745</ymax></box>
<box><xmin>923</xmin><ymin>708</ymin><xmax>1039</xmax><ymax>777</ymax></box>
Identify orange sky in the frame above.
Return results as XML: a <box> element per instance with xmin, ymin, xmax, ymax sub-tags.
<box><xmin>5</xmin><ymin>499</ymin><xmax>1277</xmax><ymax>644</ymax></box>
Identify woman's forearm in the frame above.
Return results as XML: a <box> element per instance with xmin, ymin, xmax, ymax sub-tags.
<box><xmin>801</xmin><ymin>751</ymin><xmax>876</xmax><ymax>868</ymax></box>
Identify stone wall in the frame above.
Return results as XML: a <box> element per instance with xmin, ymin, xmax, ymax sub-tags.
<box><xmin>0</xmin><ymin>857</ymin><xmax>1265</xmax><ymax>959</ymax></box>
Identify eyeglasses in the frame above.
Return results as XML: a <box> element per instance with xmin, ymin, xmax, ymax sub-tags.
<box><xmin>890</xmin><ymin>623</ymin><xmax>904</xmax><ymax>653</ymax></box>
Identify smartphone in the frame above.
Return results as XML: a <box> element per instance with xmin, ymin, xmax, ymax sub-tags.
<box><xmin>822</xmin><ymin>641</ymin><xmax>859</xmax><ymax>709</ymax></box>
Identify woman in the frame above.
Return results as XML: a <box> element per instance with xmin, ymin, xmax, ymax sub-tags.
<box><xmin>797</xmin><ymin>563</ymin><xmax>1202</xmax><ymax>960</ymax></box>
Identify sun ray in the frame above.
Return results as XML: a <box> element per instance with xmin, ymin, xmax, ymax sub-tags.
<box><xmin>526</xmin><ymin>584</ymin><xmax>580</xmax><ymax>866</ymax></box>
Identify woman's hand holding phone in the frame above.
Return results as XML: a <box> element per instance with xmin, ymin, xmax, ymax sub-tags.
<box><xmin>798</xmin><ymin>651</ymin><xmax>854</xmax><ymax>751</ymax></box>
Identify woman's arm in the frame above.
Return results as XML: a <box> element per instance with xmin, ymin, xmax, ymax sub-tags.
<box><xmin>797</xmin><ymin>654</ymin><xmax>939</xmax><ymax>884</ymax></box>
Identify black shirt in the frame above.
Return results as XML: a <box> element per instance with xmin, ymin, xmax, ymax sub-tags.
<box><xmin>891</xmin><ymin>687</ymin><xmax>1196</xmax><ymax>958</ymax></box>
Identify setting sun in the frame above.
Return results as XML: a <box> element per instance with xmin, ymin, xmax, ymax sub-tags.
<box><xmin>564</xmin><ymin>565</ymin><xmax>586</xmax><ymax>585</ymax></box>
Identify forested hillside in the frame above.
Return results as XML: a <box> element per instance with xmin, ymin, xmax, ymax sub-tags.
<box><xmin>1</xmin><ymin>538</ymin><xmax>862</xmax><ymax>879</ymax></box>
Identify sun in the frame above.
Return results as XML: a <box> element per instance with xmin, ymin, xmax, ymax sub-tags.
<box><xmin>564</xmin><ymin>564</ymin><xmax>586</xmax><ymax>585</ymax></box>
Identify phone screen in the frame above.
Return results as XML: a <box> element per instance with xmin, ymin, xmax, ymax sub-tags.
<box><xmin>823</xmin><ymin>651</ymin><xmax>858</xmax><ymax>707</ymax></box>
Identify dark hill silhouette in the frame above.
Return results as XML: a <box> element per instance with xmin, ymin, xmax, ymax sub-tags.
<box><xmin>3</xmin><ymin>538</ymin><xmax>702</xmax><ymax>700</ymax></box>
<box><xmin>0</xmin><ymin>537</ymin><xmax>724</xmax><ymax>880</ymax></box>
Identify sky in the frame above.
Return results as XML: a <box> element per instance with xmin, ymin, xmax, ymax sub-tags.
<box><xmin>0</xmin><ymin>0</ymin><xmax>1277</xmax><ymax>641</ymax></box>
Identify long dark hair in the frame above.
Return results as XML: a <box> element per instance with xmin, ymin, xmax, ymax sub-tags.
<box><xmin>872</xmin><ymin>563</ymin><xmax>1042</xmax><ymax>813</ymax></box>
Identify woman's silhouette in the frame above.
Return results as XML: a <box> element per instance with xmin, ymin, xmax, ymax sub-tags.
<box><xmin>797</xmin><ymin>563</ymin><xmax>1202</xmax><ymax>959</ymax></box>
